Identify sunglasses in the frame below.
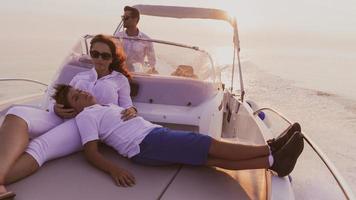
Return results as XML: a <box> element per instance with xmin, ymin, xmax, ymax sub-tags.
<box><xmin>90</xmin><ymin>50</ymin><xmax>112</xmax><ymax>60</ymax></box>
<box><xmin>121</xmin><ymin>15</ymin><xmax>133</xmax><ymax>21</ymax></box>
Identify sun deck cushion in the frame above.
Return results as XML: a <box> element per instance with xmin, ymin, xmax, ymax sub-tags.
<box><xmin>161</xmin><ymin>166</ymin><xmax>250</xmax><ymax>200</ymax></box>
<box><xmin>132</xmin><ymin>75</ymin><xmax>217</xmax><ymax>106</ymax></box>
<box><xmin>8</xmin><ymin>146</ymin><xmax>180</xmax><ymax>200</ymax></box>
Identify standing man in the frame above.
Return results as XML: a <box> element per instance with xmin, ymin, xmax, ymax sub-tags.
<box><xmin>115</xmin><ymin>6</ymin><xmax>157</xmax><ymax>73</ymax></box>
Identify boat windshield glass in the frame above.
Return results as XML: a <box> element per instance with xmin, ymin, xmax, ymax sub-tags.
<box><xmin>134</xmin><ymin>15</ymin><xmax>236</xmax><ymax>84</ymax></box>
<box><xmin>79</xmin><ymin>36</ymin><xmax>218</xmax><ymax>83</ymax></box>
<box><xmin>118</xmin><ymin>37</ymin><xmax>216</xmax><ymax>82</ymax></box>
<box><xmin>56</xmin><ymin>15</ymin><xmax>236</xmax><ymax>86</ymax></box>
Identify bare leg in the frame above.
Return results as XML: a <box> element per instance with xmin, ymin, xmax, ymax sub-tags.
<box><xmin>0</xmin><ymin>115</ymin><xmax>29</xmax><ymax>193</ymax></box>
<box><xmin>0</xmin><ymin>185</ymin><xmax>6</xmax><ymax>194</ymax></box>
<box><xmin>208</xmin><ymin>138</ymin><xmax>269</xmax><ymax>161</ymax></box>
<box><xmin>206</xmin><ymin>156</ymin><xmax>269</xmax><ymax>170</ymax></box>
<box><xmin>5</xmin><ymin>153</ymin><xmax>39</xmax><ymax>184</ymax></box>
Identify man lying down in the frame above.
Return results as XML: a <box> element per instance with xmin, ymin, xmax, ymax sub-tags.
<box><xmin>50</xmin><ymin>84</ymin><xmax>304</xmax><ymax>187</ymax></box>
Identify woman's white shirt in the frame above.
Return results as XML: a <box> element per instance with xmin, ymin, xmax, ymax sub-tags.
<box><xmin>70</xmin><ymin>68</ymin><xmax>133</xmax><ymax>108</ymax></box>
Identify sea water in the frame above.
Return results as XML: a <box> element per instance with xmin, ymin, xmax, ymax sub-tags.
<box><xmin>240</xmin><ymin>33</ymin><xmax>356</xmax><ymax>198</ymax></box>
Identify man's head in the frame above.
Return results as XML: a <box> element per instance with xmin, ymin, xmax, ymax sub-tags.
<box><xmin>52</xmin><ymin>84</ymin><xmax>96</xmax><ymax>113</ymax></box>
<box><xmin>122</xmin><ymin>6</ymin><xmax>140</xmax><ymax>28</ymax></box>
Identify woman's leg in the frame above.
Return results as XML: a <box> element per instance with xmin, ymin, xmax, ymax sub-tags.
<box><xmin>24</xmin><ymin>119</ymin><xmax>82</xmax><ymax>167</ymax></box>
<box><xmin>206</xmin><ymin>156</ymin><xmax>269</xmax><ymax>170</ymax></box>
<box><xmin>0</xmin><ymin>107</ymin><xmax>63</xmax><ymax>189</ymax></box>
<box><xmin>6</xmin><ymin>106</ymin><xmax>64</xmax><ymax>139</ymax></box>
<box><xmin>2</xmin><ymin>119</ymin><xmax>81</xmax><ymax>186</ymax></box>
<box><xmin>0</xmin><ymin>115</ymin><xmax>28</xmax><ymax>189</ymax></box>
<box><xmin>5</xmin><ymin>153</ymin><xmax>39</xmax><ymax>184</ymax></box>
<box><xmin>3</xmin><ymin>119</ymin><xmax>82</xmax><ymax>184</ymax></box>
<box><xmin>208</xmin><ymin>138</ymin><xmax>270</xmax><ymax>161</ymax></box>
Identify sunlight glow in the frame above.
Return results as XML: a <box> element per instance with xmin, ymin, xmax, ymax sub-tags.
<box><xmin>215</xmin><ymin>2</ymin><xmax>238</xmax><ymax>18</ymax></box>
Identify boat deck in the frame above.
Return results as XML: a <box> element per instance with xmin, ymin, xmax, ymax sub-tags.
<box><xmin>8</xmin><ymin>145</ymin><xmax>266</xmax><ymax>200</ymax></box>
<box><xmin>1</xmin><ymin>95</ymin><xmax>269</xmax><ymax>200</ymax></box>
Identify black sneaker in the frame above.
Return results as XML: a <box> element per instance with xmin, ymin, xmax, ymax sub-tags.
<box><xmin>270</xmin><ymin>131</ymin><xmax>304</xmax><ymax>177</ymax></box>
<box><xmin>268</xmin><ymin>122</ymin><xmax>301</xmax><ymax>153</ymax></box>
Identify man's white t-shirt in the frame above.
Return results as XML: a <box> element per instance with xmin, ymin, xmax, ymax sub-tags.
<box><xmin>76</xmin><ymin>104</ymin><xmax>161</xmax><ymax>158</ymax></box>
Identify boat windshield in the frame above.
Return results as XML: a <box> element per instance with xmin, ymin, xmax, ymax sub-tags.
<box><xmin>121</xmin><ymin>37</ymin><xmax>216</xmax><ymax>82</ymax></box>
<box><xmin>53</xmin><ymin>12</ymin><xmax>236</xmax><ymax>87</ymax></box>
<box><xmin>114</xmin><ymin>15</ymin><xmax>236</xmax><ymax>84</ymax></box>
<box><xmin>78</xmin><ymin>36</ymin><xmax>218</xmax><ymax>83</ymax></box>
<box><xmin>43</xmin><ymin>36</ymin><xmax>222</xmax><ymax>109</ymax></box>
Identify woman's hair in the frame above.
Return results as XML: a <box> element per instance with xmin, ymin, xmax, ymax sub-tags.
<box><xmin>52</xmin><ymin>84</ymin><xmax>73</xmax><ymax>109</ymax></box>
<box><xmin>90</xmin><ymin>34</ymin><xmax>132</xmax><ymax>80</ymax></box>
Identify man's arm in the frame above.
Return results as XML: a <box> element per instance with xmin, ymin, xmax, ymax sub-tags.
<box><xmin>52</xmin><ymin>72</ymin><xmax>80</xmax><ymax>118</ymax></box>
<box><xmin>146</xmin><ymin>42</ymin><xmax>156</xmax><ymax>68</ymax></box>
<box><xmin>83</xmin><ymin>140</ymin><xmax>136</xmax><ymax>187</ymax></box>
<box><xmin>53</xmin><ymin>103</ymin><xmax>77</xmax><ymax>119</ymax></box>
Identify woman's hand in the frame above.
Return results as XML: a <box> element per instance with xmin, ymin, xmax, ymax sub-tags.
<box><xmin>109</xmin><ymin>167</ymin><xmax>136</xmax><ymax>187</ymax></box>
<box><xmin>121</xmin><ymin>107</ymin><xmax>137</xmax><ymax>121</ymax></box>
<box><xmin>54</xmin><ymin>103</ymin><xmax>77</xmax><ymax>119</ymax></box>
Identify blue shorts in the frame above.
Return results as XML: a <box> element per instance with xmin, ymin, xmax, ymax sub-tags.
<box><xmin>131</xmin><ymin>127</ymin><xmax>212</xmax><ymax>166</ymax></box>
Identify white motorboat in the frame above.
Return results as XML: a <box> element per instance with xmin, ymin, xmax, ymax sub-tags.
<box><xmin>1</xmin><ymin>4</ymin><xmax>354</xmax><ymax>200</ymax></box>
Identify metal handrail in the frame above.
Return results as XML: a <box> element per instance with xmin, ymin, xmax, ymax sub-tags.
<box><xmin>253</xmin><ymin>107</ymin><xmax>355</xmax><ymax>200</ymax></box>
<box><xmin>253</xmin><ymin>107</ymin><xmax>291</xmax><ymax>124</ymax></box>
<box><xmin>0</xmin><ymin>78</ymin><xmax>48</xmax><ymax>87</ymax></box>
<box><xmin>0</xmin><ymin>92</ymin><xmax>44</xmax><ymax>111</ymax></box>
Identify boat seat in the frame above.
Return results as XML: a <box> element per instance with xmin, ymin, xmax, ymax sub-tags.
<box><xmin>51</xmin><ymin>59</ymin><xmax>218</xmax><ymax>106</ymax></box>
<box><xmin>132</xmin><ymin>74</ymin><xmax>218</xmax><ymax>106</ymax></box>
<box><xmin>54</xmin><ymin>57</ymin><xmax>93</xmax><ymax>85</ymax></box>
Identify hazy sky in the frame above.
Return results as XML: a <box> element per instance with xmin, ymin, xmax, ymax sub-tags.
<box><xmin>2</xmin><ymin>0</ymin><xmax>356</xmax><ymax>35</ymax></box>
<box><xmin>1</xmin><ymin>0</ymin><xmax>355</xmax><ymax>85</ymax></box>
<box><xmin>2</xmin><ymin>0</ymin><xmax>355</xmax><ymax>49</ymax></box>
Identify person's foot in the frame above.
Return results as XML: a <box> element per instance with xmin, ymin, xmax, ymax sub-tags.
<box><xmin>270</xmin><ymin>131</ymin><xmax>304</xmax><ymax>177</ymax></box>
<box><xmin>0</xmin><ymin>191</ymin><xmax>16</xmax><ymax>200</ymax></box>
<box><xmin>267</xmin><ymin>122</ymin><xmax>301</xmax><ymax>153</ymax></box>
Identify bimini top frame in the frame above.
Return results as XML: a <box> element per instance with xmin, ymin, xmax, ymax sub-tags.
<box><xmin>113</xmin><ymin>4</ymin><xmax>245</xmax><ymax>101</ymax></box>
